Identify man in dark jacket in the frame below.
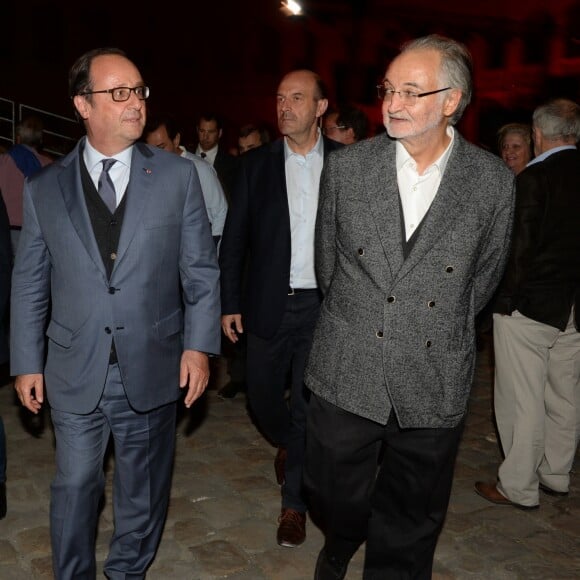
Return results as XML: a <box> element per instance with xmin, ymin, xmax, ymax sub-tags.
<box><xmin>220</xmin><ymin>69</ymin><xmax>341</xmax><ymax>548</ymax></box>
<box><xmin>476</xmin><ymin>98</ymin><xmax>580</xmax><ymax>508</ymax></box>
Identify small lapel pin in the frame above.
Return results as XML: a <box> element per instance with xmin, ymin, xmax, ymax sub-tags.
<box><xmin>143</xmin><ymin>168</ymin><xmax>152</xmax><ymax>174</ymax></box>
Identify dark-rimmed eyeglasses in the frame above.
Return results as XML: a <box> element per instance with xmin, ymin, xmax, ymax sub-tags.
<box><xmin>376</xmin><ymin>85</ymin><xmax>451</xmax><ymax>106</ymax></box>
<box><xmin>78</xmin><ymin>86</ymin><xmax>150</xmax><ymax>102</ymax></box>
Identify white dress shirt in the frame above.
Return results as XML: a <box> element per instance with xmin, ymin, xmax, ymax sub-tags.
<box><xmin>396</xmin><ymin>126</ymin><xmax>454</xmax><ymax>241</ymax></box>
<box><xmin>284</xmin><ymin>130</ymin><xmax>324</xmax><ymax>289</ymax></box>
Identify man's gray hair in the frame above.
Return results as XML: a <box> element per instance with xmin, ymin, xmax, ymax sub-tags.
<box><xmin>532</xmin><ymin>98</ymin><xmax>580</xmax><ymax>142</ymax></box>
<box><xmin>401</xmin><ymin>34</ymin><xmax>473</xmax><ymax>126</ymax></box>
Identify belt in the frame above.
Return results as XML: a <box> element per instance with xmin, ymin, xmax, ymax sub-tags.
<box><xmin>288</xmin><ymin>287</ymin><xmax>318</xmax><ymax>295</ymax></box>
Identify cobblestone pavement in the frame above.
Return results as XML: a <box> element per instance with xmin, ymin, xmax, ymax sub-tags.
<box><xmin>0</xmin><ymin>341</ymin><xmax>579</xmax><ymax>579</ymax></box>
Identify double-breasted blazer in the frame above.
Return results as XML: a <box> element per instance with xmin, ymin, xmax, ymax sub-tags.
<box><xmin>10</xmin><ymin>139</ymin><xmax>221</xmax><ymax>414</ymax></box>
<box><xmin>305</xmin><ymin>132</ymin><xmax>515</xmax><ymax>428</ymax></box>
<box><xmin>219</xmin><ymin>136</ymin><xmax>342</xmax><ymax>339</ymax></box>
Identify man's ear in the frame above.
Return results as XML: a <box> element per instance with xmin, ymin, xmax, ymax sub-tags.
<box><xmin>73</xmin><ymin>95</ymin><xmax>90</xmax><ymax>120</ymax></box>
<box><xmin>316</xmin><ymin>98</ymin><xmax>329</xmax><ymax>119</ymax></box>
<box><xmin>443</xmin><ymin>89</ymin><xmax>462</xmax><ymax>120</ymax></box>
<box><xmin>174</xmin><ymin>132</ymin><xmax>181</xmax><ymax>149</ymax></box>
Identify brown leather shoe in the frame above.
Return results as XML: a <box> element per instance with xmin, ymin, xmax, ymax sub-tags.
<box><xmin>277</xmin><ymin>508</ymin><xmax>306</xmax><ymax>547</ymax></box>
<box><xmin>474</xmin><ymin>481</ymin><xmax>539</xmax><ymax>510</ymax></box>
<box><xmin>274</xmin><ymin>447</ymin><xmax>287</xmax><ymax>485</ymax></box>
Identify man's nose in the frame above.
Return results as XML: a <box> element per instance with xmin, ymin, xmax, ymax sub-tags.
<box><xmin>387</xmin><ymin>92</ymin><xmax>405</xmax><ymax>111</ymax></box>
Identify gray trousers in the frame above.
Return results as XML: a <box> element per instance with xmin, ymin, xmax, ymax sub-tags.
<box><xmin>494</xmin><ymin>310</ymin><xmax>580</xmax><ymax>506</ymax></box>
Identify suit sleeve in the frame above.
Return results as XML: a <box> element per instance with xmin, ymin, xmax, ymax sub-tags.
<box><xmin>179</xmin><ymin>163</ymin><xmax>222</xmax><ymax>355</ymax></box>
<box><xmin>493</xmin><ymin>169</ymin><xmax>545</xmax><ymax>314</ymax></box>
<box><xmin>218</xmin><ymin>158</ymin><xmax>249</xmax><ymax>314</ymax></box>
<box><xmin>10</xmin><ymin>182</ymin><xmax>51</xmax><ymax>374</ymax></box>
<box><xmin>473</xmin><ymin>171</ymin><xmax>515</xmax><ymax>315</ymax></box>
<box><xmin>315</xmin><ymin>155</ymin><xmax>338</xmax><ymax>295</ymax></box>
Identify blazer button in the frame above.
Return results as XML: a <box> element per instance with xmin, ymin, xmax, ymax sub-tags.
<box><xmin>387</xmin><ymin>295</ymin><xmax>395</xmax><ymax>303</ymax></box>
<box><xmin>108</xmin><ymin>287</ymin><xmax>116</xmax><ymax>294</ymax></box>
<box><xmin>376</xmin><ymin>331</ymin><xmax>384</xmax><ymax>338</ymax></box>
<box><xmin>425</xmin><ymin>340</ymin><xmax>432</xmax><ymax>347</ymax></box>
<box><xmin>357</xmin><ymin>248</ymin><xmax>364</xmax><ymax>256</ymax></box>
<box><xmin>427</xmin><ymin>300</ymin><xmax>435</xmax><ymax>308</ymax></box>
<box><xmin>105</xmin><ymin>327</ymin><xmax>112</xmax><ymax>334</ymax></box>
<box><xmin>445</xmin><ymin>266</ymin><xmax>454</xmax><ymax>273</ymax></box>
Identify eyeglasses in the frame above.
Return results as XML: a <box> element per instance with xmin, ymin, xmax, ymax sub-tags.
<box><xmin>376</xmin><ymin>85</ymin><xmax>451</xmax><ymax>106</ymax></box>
<box><xmin>323</xmin><ymin>125</ymin><xmax>346</xmax><ymax>135</ymax></box>
<box><xmin>78</xmin><ymin>86</ymin><xmax>150</xmax><ymax>102</ymax></box>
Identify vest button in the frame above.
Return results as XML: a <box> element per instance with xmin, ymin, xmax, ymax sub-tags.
<box><xmin>376</xmin><ymin>331</ymin><xmax>384</xmax><ymax>338</ymax></box>
<box><xmin>105</xmin><ymin>327</ymin><xmax>112</xmax><ymax>334</ymax></box>
<box><xmin>446</xmin><ymin>266</ymin><xmax>454</xmax><ymax>273</ymax></box>
<box><xmin>387</xmin><ymin>295</ymin><xmax>395</xmax><ymax>303</ymax></box>
<box><xmin>110</xmin><ymin>252</ymin><xmax>117</xmax><ymax>260</ymax></box>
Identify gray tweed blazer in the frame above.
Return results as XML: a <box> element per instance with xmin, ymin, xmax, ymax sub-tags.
<box><xmin>305</xmin><ymin>131</ymin><xmax>515</xmax><ymax>428</ymax></box>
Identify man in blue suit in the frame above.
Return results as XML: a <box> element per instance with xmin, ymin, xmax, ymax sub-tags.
<box><xmin>10</xmin><ymin>48</ymin><xmax>221</xmax><ymax>579</ymax></box>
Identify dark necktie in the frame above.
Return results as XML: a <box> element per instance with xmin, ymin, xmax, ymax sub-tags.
<box><xmin>98</xmin><ymin>158</ymin><xmax>117</xmax><ymax>213</ymax></box>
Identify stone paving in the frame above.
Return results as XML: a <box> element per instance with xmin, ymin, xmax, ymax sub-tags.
<box><xmin>0</xmin><ymin>341</ymin><xmax>579</xmax><ymax>579</ymax></box>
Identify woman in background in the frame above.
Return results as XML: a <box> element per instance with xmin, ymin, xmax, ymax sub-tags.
<box><xmin>497</xmin><ymin>122</ymin><xmax>533</xmax><ymax>175</ymax></box>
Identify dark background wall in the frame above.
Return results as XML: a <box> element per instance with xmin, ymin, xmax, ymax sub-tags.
<box><xmin>2</xmin><ymin>0</ymin><xmax>578</xmax><ymax>153</ymax></box>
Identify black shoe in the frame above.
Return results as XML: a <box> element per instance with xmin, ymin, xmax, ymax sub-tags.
<box><xmin>217</xmin><ymin>381</ymin><xmax>246</xmax><ymax>399</ymax></box>
<box><xmin>314</xmin><ymin>549</ymin><xmax>349</xmax><ymax>580</ymax></box>
<box><xmin>0</xmin><ymin>482</ymin><xmax>6</xmax><ymax>519</ymax></box>
<box><xmin>539</xmin><ymin>483</ymin><xmax>569</xmax><ymax>497</ymax></box>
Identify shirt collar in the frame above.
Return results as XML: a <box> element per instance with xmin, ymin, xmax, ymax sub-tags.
<box><xmin>84</xmin><ymin>139</ymin><xmax>133</xmax><ymax>172</ymax></box>
<box><xmin>283</xmin><ymin>129</ymin><xmax>324</xmax><ymax>161</ymax></box>
<box><xmin>395</xmin><ymin>126</ymin><xmax>455</xmax><ymax>175</ymax></box>
<box><xmin>197</xmin><ymin>143</ymin><xmax>218</xmax><ymax>156</ymax></box>
<box><xmin>526</xmin><ymin>144</ymin><xmax>577</xmax><ymax>167</ymax></box>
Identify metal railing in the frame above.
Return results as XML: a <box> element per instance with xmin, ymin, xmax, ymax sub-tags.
<box><xmin>0</xmin><ymin>98</ymin><xmax>81</xmax><ymax>157</ymax></box>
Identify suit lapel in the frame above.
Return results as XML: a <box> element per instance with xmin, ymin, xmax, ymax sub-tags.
<box><xmin>270</xmin><ymin>140</ymin><xmax>291</xmax><ymax>237</ymax></box>
<box><xmin>112</xmin><ymin>143</ymin><xmax>155</xmax><ymax>273</ymax></box>
<box><xmin>365</xmin><ymin>135</ymin><xmax>405</xmax><ymax>279</ymax></box>
<box><xmin>59</xmin><ymin>141</ymin><xmax>108</xmax><ymax>280</ymax></box>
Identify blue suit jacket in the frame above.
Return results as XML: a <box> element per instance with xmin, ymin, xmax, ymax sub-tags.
<box><xmin>10</xmin><ymin>139</ymin><xmax>221</xmax><ymax>413</ymax></box>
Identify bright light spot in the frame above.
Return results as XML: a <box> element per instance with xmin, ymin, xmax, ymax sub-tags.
<box><xmin>281</xmin><ymin>0</ymin><xmax>302</xmax><ymax>16</ymax></box>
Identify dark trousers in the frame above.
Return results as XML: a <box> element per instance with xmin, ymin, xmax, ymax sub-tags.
<box><xmin>0</xmin><ymin>416</ymin><xmax>5</xmax><ymax>483</ymax></box>
<box><xmin>246</xmin><ymin>289</ymin><xmax>321</xmax><ymax>512</ymax></box>
<box><xmin>223</xmin><ymin>331</ymin><xmax>247</xmax><ymax>385</ymax></box>
<box><xmin>50</xmin><ymin>364</ymin><xmax>176</xmax><ymax>580</ymax></box>
<box><xmin>305</xmin><ymin>394</ymin><xmax>464</xmax><ymax>580</ymax></box>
